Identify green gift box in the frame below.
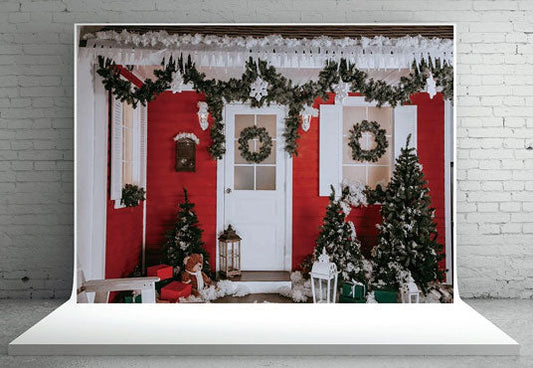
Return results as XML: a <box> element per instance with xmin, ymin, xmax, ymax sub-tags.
<box><xmin>373</xmin><ymin>289</ymin><xmax>398</xmax><ymax>303</ymax></box>
<box><xmin>124</xmin><ymin>294</ymin><xmax>142</xmax><ymax>303</ymax></box>
<box><xmin>339</xmin><ymin>295</ymin><xmax>366</xmax><ymax>303</ymax></box>
<box><xmin>341</xmin><ymin>281</ymin><xmax>367</xmax><ymax>300</ymax></box>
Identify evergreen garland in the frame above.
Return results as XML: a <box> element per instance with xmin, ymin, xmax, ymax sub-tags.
<box><xmin>348</xmin><ymin>120</ymin><xmax>389</xmax><ymax>162</ymax></box>
<box><xmin>96</xmin><ymin>55</ymin><xmax>453</xmax><ymax>159</ymax></box>
<box><xmin>237</xmin><ymin>126</ymin><xmax>273</xmax><ymax>163</ymax></box>
<box><xmin>371</xmin><ymin>135</ymin><xmax>445</xmax><ymax>294</ymax></box>
<box><xmin>162</xmin><ymin>188</ymin><xmax>211</xmax><ymax>276</ymax></box>
<box><xmin>314</xmin><ymin>185</ymin><xmax>366</xmax><ymax>284</ymax></box>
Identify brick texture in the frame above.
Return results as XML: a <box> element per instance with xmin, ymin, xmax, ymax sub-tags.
<box><xmin>1</xmin><ymin>1</ymin><xmax>532</xmax><ymax>299</ymax></box>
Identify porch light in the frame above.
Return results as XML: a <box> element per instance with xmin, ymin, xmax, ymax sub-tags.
<box><xmin>218</xmin><ymin>225</ymin><xmax>242</xmax><ymax>278</ymax></box>
<box><xmin>310</xmin><ymin>248</ymin><xmax>338</xmax><ymax>303</ymax></box>
<box><xmin>197</xmin><ymin>101</ymin><xmax>209</xmax><ymax>131</ymax></box>
<box><xmin>301</xmin><ymin>105</ymin><xmax>318</xmax><ymax>132</ymax></box>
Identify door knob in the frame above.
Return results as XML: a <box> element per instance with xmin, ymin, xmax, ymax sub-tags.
<box><xmin>225</xmin><ymin>188</ymin><xmax>232</xmax><ymax>194</ymax></box>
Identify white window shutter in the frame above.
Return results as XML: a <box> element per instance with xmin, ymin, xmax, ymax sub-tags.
<box><xmin>139</xmin><ymin>105</ymin><xmax>148</xmax><ymax>188</ymax></box>
<box><xmin>110</xmin><ymin>97</ymin><xmax>123</xmax><ymax>201</ymax></box>
<box><xmin>319</xmin><ymin>104</ymin><xmax>342</xmax><ymax>197</ymax></box>
<box><xmin>394</xmin><ymin>105</ymin><xmax>417</xmax><ymax>159</ymax></box>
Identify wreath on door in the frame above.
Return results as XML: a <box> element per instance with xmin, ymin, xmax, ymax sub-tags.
<box><xmin>348</xmin><ymin>120</ymin><xmax>389</xmax><ymax>162</ymax></box>
<box><xmin>238</xmin><ymin>126</ymin><xmax>273</xmax><ymax>163</ymax></box>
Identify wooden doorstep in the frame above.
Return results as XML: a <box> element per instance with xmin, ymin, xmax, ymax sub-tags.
<box><xmin>220</xmin><ymin>271</ymin><xmax>290</xmax><ymax>282</ymax></box>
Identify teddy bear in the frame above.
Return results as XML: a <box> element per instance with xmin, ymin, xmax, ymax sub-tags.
<box><xmin>181</xmin><ymin>253</ymin><xmax>212</xmax><ymax>297</ymax></box>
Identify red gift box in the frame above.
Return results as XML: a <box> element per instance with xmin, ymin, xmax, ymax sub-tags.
<box><xmin>147</xmin><ymin>264</ymin><xmax>173</xmax><ymax>281</ymax></box>
<box><xmin>160</xmin><ymin>281</ymin><xmax>192</xmax><ymax>302</ymax></box>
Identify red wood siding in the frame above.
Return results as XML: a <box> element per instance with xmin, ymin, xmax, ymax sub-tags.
<box><xmin>292</xmin><ymin>92</ymin><xmax>446</xmax><ymax>270</ymax></box>
<box><xmin>105</xmin><ymin>67</ymin><xmax>144</xmax><ymax>280</ymax></box>
<box><xmin>145</xmin><ymin>92</ymin><xmax>217</xmax><ymax>265</ymax></box>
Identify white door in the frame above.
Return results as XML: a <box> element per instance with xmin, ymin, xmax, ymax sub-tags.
<box><xmin>223</xmin><ymin>105</ymin><xmax>287</xmax><ymax>271</ymax></box>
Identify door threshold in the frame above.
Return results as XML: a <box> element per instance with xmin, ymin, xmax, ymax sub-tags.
<box><xmin>221</xmin><ymin>271</ymin><xmax>290</xmax><ymax>282</ymax></box>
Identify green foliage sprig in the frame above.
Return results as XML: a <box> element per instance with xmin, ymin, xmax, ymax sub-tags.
<box><xmin>121</xmin><ymin>184</ymin><xmax>146</xmax><ymax>208</ymax></box>
<box><xmin>348</xmin><ymin>120</ymin><xmax>389</xmax><ymax>162</ymax></box>
<box><xmin>237</xmin><ymin>126</ymin><xmax>273</xmax><ymax>163</ymax></box>
<box><xmin>96</xmin><ymin>55</ymin><xmax>453</xmax><ymax>159</ymax></box>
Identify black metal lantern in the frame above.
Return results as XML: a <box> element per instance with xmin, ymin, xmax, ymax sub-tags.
<box><xmin>218</xmin><ymin>225</ymin><xmax>242</xmax><ymax>278</ymax></box>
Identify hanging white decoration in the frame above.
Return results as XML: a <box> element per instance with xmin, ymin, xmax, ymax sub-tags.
<box><xmin>173</xmin><ymin>132</ymin><xmax>200</xmax><ymax>145</ymax></box>
<box><xmin>301</xmin><ymin>105</ymin><xmax>319</xmax><ymax>132</ymax></box>
<box><xmin>197</xmin><ymin>101</ymin><xmax>209</xmax><ymax>131</ymax></box>
<box><xmin>249</xmin><ymin>76</ymin><xmax>269</xmax><ymax>101</ymax></box>
<box><xmin>425</xmin><ymin>72</ymin><xmax>437</xmax><ymax>99</ymax></box>
<box><xmin>333</xmin><ymin>81</ymin><xmax>351</xmax><ymax>104</ymax></box>
<box><xmin>169</xmin><ymin>70</ymin><xmax>184</xmax><ymax>94</ymax></box>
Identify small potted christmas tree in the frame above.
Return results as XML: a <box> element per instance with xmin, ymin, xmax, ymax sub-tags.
<box><xmin>371</xmin><ymin>135</ymin><xmax>444</xmax><ymax>302</ymax></box>
<box><xmin>314</xmin><ymin>185</ymin><xmax>367</xmax><ymax>302</ymax></box>
<box><xmin>162</xmin><ymin>188</ymin><xmax>211</xmax><ymax>277</ymax></box>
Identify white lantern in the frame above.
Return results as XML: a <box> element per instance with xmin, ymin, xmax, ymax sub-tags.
<box><xmin>310</xmin><ymin>248</ymin><xmax>338</xmax><ymax>303</ymax></box>
<box><xmin>401</xmin><ymin>275</ymin><xmax>420</xmax><ymax>303</ymax></box>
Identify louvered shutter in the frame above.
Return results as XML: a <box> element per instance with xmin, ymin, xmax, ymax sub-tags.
<box><xmin>393</xmin><ymin>105</ymin><xmax>417</xmax><ymax>159</ymax></box>
<box><xmin>139</xmin><ymin>104</ymin><xmax>148</xmax><ymax>188</ymax></box>
<box><xmin>319</xmin><ymin>104</ymin><xmax>342</xmax><ymax>197</ymax></box>
<box><xmin>110</xmin><ymin>97</ymin><xmax>123</xmax><ymax>201</ymax></box>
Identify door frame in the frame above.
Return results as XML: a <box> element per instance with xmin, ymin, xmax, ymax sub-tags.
<box><xmin>216</xmin><ymin>103</ymin><xmax>293</xmax><ymax>272</ymax></box>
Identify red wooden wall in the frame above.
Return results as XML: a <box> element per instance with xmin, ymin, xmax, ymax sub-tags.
<box><xmin>292</xmin><ymin>92</ymin><xmax>446</xmax><ymax>270</ymax></box>
<box><xmin>105</xmin><ymin>85</ymin><xmax>446</xmax><ymax>277</ymax></box>
<box><xmin>105</xmin><ymin>68</ymin><xmax>145</xmax><ymax>280</ymax></box>
<box><xmin>145</xmin><ymin>92</ymin><xmax>217</xmax><ymax>267</ymax></box>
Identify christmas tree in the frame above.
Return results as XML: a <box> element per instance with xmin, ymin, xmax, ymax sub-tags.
<box><xmin>314</xmin><ymin>185</ymin><xmax>366</xmax><ymax>284</ymax></box>
<box><xmin>371</xmin><ymin>135</ymin><xmax>444</xmax><ymax>294</ymax></box>
<box><xmin>162</xmin><ymin>188</ymin><xmax>210</xmax><ymax>275</ymax></box>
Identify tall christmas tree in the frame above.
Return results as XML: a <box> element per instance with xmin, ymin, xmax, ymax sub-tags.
<box><xmin>162</xmin><ymin>188</ymin><xmax>210</xmax><ymax>275</ymax></box>
<box><xmin>371</xmin><ymin>135</ymin><xmax>444</xmax><ymax>294</ymax></box>
<box><xmin>314</xmin><ymin>185</ymin><xmax>366</xmax><ymax>283</ymax></box>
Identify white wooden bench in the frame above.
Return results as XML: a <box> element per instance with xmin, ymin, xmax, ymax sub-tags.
<box><xmin>78</xmin><ymin>277</ymin><xmax>160</xmax><ymax>303</ymax></box>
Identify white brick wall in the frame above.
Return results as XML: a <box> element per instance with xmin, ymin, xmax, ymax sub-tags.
<box><xmin>0</xmin><ymin>0</ymin><xmax>532</xmax><ymax>299</ymax></box>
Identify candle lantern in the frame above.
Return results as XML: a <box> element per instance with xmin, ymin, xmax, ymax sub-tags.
<box><xmin>310</xmin><ymin>248</ymin><xmax>339</xmax><ymax>303</ymax></box>
<box><xmin>218</xmin><ymin>225</ymin><xmax>242</xmax><ymax>278</ymax></box>
<box><xmin>401</xmin><ymin>275</ymin><xmax>420</xmax><ymax>303</ymax></box>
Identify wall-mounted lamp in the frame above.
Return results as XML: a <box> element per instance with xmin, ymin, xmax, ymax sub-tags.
<box><xmin>197</xmin><ymin>101</ymin><xmax>209</xmax><ymax>131</ymax></box>
<box><xmin>301</xmin><ymin>105</ymin><xmax>319</xmax><ymax>132</ymax></box>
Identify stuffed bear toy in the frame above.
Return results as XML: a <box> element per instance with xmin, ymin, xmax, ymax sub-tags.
<box><xmin>181</xmin><ymin>253</ymin><xmax>212</xmax><ymax>297</ymax></box>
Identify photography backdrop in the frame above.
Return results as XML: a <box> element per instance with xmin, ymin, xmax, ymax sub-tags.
<box><xmin>0</xmin><ymin>0</ymin><xmax>532</xmax><ymax>299</ymax></box>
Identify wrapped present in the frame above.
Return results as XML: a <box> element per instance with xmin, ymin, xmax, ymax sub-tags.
<box><xmin>339</xmin><ymin>295</ymin><xmax>366</xmax><ymax>303</ymax></box>
<box><xmin>155</xmin><ymin>278</ymin><xmax>173</xmax><ymax>294</ymax></box>
<box><xmin>124</xmin><ymin>293</ymin><xmax>142</xmax><ymax>303</ymax></box>
<box><xmin>340</xmin><ymin>280</ymin><xmax>367</xmax><ymax>301</ymax></box>
<box><xmin>374</xmin><ymin>289</ymin><xmax>398</xmax><ymax>303</ymax></box>
<box><xmin>147</xmin><ymin>264</ymin><xmax>173</xmax><ymax>281</ymax></box>
<box><xmin>160</xmin><ymin>281</ymin><xmax>192</xmax><ymax>302</ymax></box>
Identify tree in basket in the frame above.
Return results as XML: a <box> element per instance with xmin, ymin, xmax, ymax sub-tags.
<box><xmin>314</xmin><ymin>185</ymin><xmax>366</xmax><ymax>284</ymax></box>
<box><xmin>162</xmin><ymin>188</ymin><xmax>210</xmax><ymax>276</ymax></box>
<box><xmin>371</xmin><ymin>135</ymin><xmax>444</xmax><ymax>295</ymax></box>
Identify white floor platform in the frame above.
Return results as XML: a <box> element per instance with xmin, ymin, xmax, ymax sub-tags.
<box><xmin>8</xmin><ymin>298</ymin><xmax>518</xmax><ymax>356</ymax></box>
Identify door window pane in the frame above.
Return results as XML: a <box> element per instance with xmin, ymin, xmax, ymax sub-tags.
<box><xmin>368</xmin><ymin>107</ymin><xmax>393</xmax><ymax>135</ymax></box>
<box><xmin>343</xmin><ymin>166</ymin><xmax>366</xmax><ymax>184</ymax></box>
<box><xmin>256</xmin><ymin>114</ymin><xmax>277</xmax><ymax>138</ymax></box>
<box><xmin>368</xmin><ymin>166</ymin><xmax>391</xmax><ymax>189</ymax></box>
<box><xmin>256</xmin><ymin>166</ymin><xmax>276</xmax><ymax>190</ymax></box>
<box><xmin>234</xmin><ymin>166</ymin><xmax>254</xmax><ymax>190</ymax></box>
<box><xmin>343</xmin><ymin>106</ymin><xmax>366</xmax><ymax>135</ymax></box>
<box><xmin>235</xmin><ymin>114</ymin><xmax>255</xmax><ymax>138</ymax></box>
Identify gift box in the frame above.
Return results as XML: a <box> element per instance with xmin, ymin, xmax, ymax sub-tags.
<box><xmin>147</xmin><ymin>264</ymin><xmax>173</xmax><ymax>281</ymax></box>
<box><xmin>124</xmin><ymin>294</ymin><xmax>142</xmax><ymax>303</ymax></box>
<box><xmin>339</xmin><ymin>295</ymin><xmax>366</xmax><ymax>303</ymax></box>
<box><xmin>155</xmin><ymin>278</ymin><xmax>173</xmax><ymax>294</ymax></box>
<box><xmin>160</xmin><ymin>281</ymin><xmax>192</xmax><ymax>302</ymax></box>
<box><xmin>374</xmin><ymin>289</ymin><xmax>398</xmax><ymax>303</ymax></box>
<box><xmin>341</xmin><ymin>281</ymin><xmax>367</xmax><ymax>300</ymax></box>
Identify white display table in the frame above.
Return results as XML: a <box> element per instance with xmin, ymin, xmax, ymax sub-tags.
<box><xmin>9</xmin><ymin>298</ymin><xmax>519</xmax><ymax>355</ymax></box>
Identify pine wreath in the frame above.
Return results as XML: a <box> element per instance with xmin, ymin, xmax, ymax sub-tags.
<box><xmin>348</xmin><ymin>120</ymin><xmax>389</xmax><ymax>162</ymax></box>
<box><xmin>238</xmin><ymin>126</ymin><xmax>273</xmax><ymax>163</ymax></box>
